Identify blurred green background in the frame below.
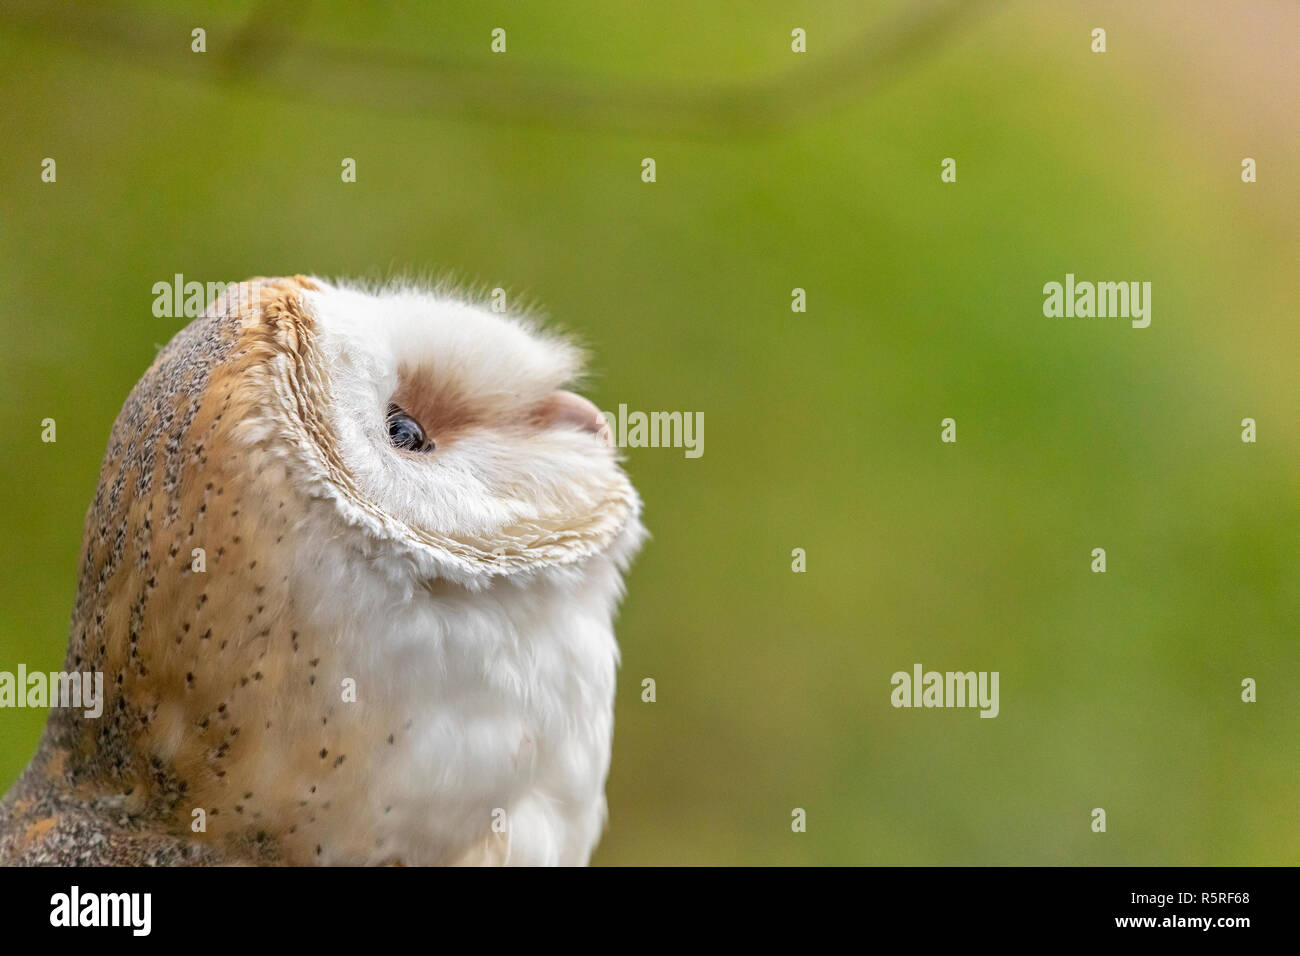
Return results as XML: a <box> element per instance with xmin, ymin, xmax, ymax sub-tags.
<box><xmin>1</xmin><ymin>0</ymin><xmax>1296</xmax><ymax>865</ymax></box>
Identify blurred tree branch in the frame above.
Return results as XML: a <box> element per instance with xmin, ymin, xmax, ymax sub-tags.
<box><xmin>2</xmin><ymin>0</ymin><xmax>995</xmax><ymax>139</ymax></box>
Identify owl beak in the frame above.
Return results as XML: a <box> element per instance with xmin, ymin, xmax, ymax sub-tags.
<box><xmin>536</xmin><ymin>390</ymin><xmax>613</xmax><ymax>446</ymax></box>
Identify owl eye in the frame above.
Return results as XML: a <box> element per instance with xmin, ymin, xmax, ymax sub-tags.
<box><xmin>386</xmin><ymin>403</ymin><xmax>434</xmax><ymax>453</ymax></box>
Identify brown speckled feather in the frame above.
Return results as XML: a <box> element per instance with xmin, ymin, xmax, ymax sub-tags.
<box><xmin>0</xmin><ymin>276</ymin><xmax>357</xmax><ymax>865</ymax></box>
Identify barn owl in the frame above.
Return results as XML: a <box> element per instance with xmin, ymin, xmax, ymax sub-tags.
<box><xmin>0</xmin><ymin>275</ymin><xmax>644</xmax><ymax>866</ymax></box>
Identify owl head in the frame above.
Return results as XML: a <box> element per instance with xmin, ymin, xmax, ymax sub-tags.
<box><xmin>42</xmin><ymin>274</ymin><xmax>644</xmax><ymax>864</ymax></box>
<box><xmin>229</xmin><ymin>275</ymin><xmax>644</xmax><ymax>587</ymax></box>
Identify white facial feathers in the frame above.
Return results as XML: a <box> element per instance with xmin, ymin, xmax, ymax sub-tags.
<box><xmin>276</xmin><ymin>278</ymin><xmax>644</xmax><ymax>585</ymax></box>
